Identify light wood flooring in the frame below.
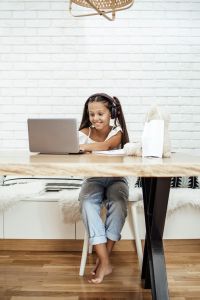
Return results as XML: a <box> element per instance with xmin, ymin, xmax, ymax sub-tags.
<box><xmin>0</xmin><ymin>240</ymin><xmax>200</xmax><ymax>300</ymax></box>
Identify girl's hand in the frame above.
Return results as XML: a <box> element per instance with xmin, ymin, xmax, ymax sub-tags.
<box><xmin>79</xmin><ymin>131</ymin><xmax>122</xmax><ymax>152</ymax></box>
<box><xmin>79</xmin><ymin>145</ymin><xmax>85</xmax><ymax>153</ymax></box>
<box><xmin>79</xmin><ymin>145</ymin><xmax>91</xmax><ymax>153</ymax></box>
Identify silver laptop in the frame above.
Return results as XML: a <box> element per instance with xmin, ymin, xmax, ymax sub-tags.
<box><xmin>27</xmin><ymin>118</ymin><xmax>80</xmax><ymax>154</ymax></box>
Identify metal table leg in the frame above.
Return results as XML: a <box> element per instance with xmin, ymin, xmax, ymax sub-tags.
<box><xmin>141</xmin><ymin>177</ymin><xmax>171</xmax><ymax>300</ymax></box>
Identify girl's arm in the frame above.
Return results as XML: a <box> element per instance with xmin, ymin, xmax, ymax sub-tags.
<box><xmin>80</xmin><ymin>131</ymin><xmax>122</xmax><ymax>152</ymax></box>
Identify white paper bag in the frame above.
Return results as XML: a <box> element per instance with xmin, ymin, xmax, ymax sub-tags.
<box><xmin>142</xmin><ymin>119</ymin><xmax>164</xmax><ymax>158</ymax></box>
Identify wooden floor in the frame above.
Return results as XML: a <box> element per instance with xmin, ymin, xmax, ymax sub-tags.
<box><xmin>0</xmin><ymin>240</ymin><xmax>200</xmax><ymax>300</ymax></box>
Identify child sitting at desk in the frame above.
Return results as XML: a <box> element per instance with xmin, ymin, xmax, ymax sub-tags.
<box><xmin>78</xmin><ymin>93</ymin><xmax>129</xmax><ymax>284</ymax></box>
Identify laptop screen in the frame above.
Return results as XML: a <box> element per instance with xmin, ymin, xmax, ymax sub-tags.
<box><xmin>27</xmin><ymin>118</ymin><xmax>80</xmax><ymax>154</ymax></box>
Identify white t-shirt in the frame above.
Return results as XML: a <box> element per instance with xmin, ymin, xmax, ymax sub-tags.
<box><xmin>79</xmin><ymin>126</ymin><xmax>125</xmax><ymax>180</ymax></box>
<box><xmin>79</xmin><ymin>126</ymin><xmax>122</xmax><ymax>147</ymax></box>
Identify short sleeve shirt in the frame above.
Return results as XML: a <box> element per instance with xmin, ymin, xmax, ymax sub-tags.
<box><xmin>79</xmin><ymin>126</ymin><xmax>122</xmax><ymax>148</ymax></box>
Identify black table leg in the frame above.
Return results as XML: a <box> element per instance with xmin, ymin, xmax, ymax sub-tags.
<box><xmin>141</xmin><ymin>178</ymin><xmax>154</xmax><ymax>288</ymax></box>
<box><xmin>141</xmin><ymin>177</ymin><xmax>171</xmax><ymax>300</ymax></box>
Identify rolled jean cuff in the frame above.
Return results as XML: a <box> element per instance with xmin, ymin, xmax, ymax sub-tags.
<box><xmin>106</xmin><ymin>231</ymin><xmax>121</xmax><ymax>242</ymax></box>
<box><xmin>89</xmin><ymin>235</ymin><xmax>107</xmax><ymax>245</ymax></box>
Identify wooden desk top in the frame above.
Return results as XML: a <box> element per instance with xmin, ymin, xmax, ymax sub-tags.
<box><xmin>0</xmin><ymin>151</ymin><xmax>200</xmax><ymax>177</ymax></box>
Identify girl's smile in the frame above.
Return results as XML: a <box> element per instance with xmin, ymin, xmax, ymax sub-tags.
<box><xmin>88</xmin><ymin>102</ymin><xmax>111</xmax><ymax>130</ymax></box>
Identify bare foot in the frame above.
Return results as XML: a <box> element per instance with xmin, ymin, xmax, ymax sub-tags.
<box><xmin>88</xmin><ymin>262</ymin><xmax>112</xmax><ymax>284</ymax></box>
<box><xmin>91</xmin><ymin>258</ymin><xmax>99</xmax><ymax>275</ymax></box>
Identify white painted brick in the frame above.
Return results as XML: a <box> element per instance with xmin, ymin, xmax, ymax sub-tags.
<box><xmin>0</xmin><ymin>37</ymin><xmax>25</xmax><ymax>45</ymax></box>
<box><xmin>27</xmin><ymin>105</ymin><xmax>52</xmax><ymax>114</ymax></box>
<box><xmin>1</xmin><ymin>139</ymin><xmax>28</xmax><ymax>149</ymax></box>
<box><xmin>37</xmin><ymin>11</ymin><xmax>66</xmax><ymax>19</ymax></box>
<box><xmin>173</xmin><ymin>139</ymin><xmax>200</xmax><ymax>148</ymax></box>
<box><xmin>172</xmin><ymin>114</ymin><xmax>200</xmax><ymax>123</ymax></box>
<box><xmin>1</xmin><ymin>105</ymin><xmax>28</xmax><ymax>114</ymax></box>
<box><xmin>26</xmin><ymin>88</ymin><xmax>52</xmax><ymax>97</ymax></box>
<box><xmin>0</xmin><ymin>45</ymin><xmax>12</xmax><ymax>53</ymax></box>
<box><xmin>0</xmin><ymin>11</ymin><xmax>12</xmax><ymax>18</ymax></box>
<box><xmin>24</xmin><ymin>36</ymin><xmax>51</xmax><ymax>44</ymax></box>
<box><xmin>0</xmin><ymin>53</ymin><xmax>25</xmax><ymax>62</ymax></box>
<box><xmin>26</xmin><ymin>53</ymin><xmax>51</xmax><ymax>62</ymax></box>
<box><xmin>0</xmin><ymin>2</ymin><xmax>24</xmax><ymax>10</ymax></box>
<box><xmin>13</xmin><ymin>97</ymin><xmax>38</xmax><ymax>105</ymax></box>
<box><xmin>0</xmin><ymin>131</ymin><xmax>15</xmax><ymax>139</ymax></box>
<box><xmin>0</xmin><ymin>71</ymin><xmax>26</xmax><ymax>80</ymax></box>
<box><xmin>13</xmin><ymin>115</ymin><xmax>40</xmax><ymax>123</ymax></box>
<box><xmin>171</xmin><ymin>123</ymin><xmax>200</xmax><ymax>131</ymax></box>
<box><xmin>24</xmin><ymin>2</ymin><xmax>50</xmax><ymax>10</ymax></box>
<box><xmin>1</xmin><ymin>88</ymin><xmax>26</xmax><ymax>97</ymax></box>
<box><xmin>25</xmin><ymin>19</ymin><xmax>51</xmax><ymax>28</ymax></box>
<box><xmin>0</xmin><ymin>19</ymin><xmax>25</xmax><ymax>28</ymax></box>
<box><xmin>1</xmin><ymin>122</ymin><xmax>20</xmax><ymax>131</ymax></box>
<box><xmin>11</xmin><ymin>27</ymin><xmax>37</xmax><ymax>36</ymax></box>
<box><xmin>51</xmin><ymin>88</ymin><xmax>78</xmax><ymax>97</ymax></box>
<box><xmin>171</xmin><ymin>131</ymin><xmax>200</xmax><ymax>140</ymax></box>
<box><xmin>0</xmin><ymin>0</ymin><xmax>199</xmax><ymax>153</ymax></box>
<box><xmin>12</xmin><ymin>11</ymin><xmax>37</xmax><ymax>19</ymax></box>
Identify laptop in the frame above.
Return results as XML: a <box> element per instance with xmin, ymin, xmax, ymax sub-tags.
<box><xmin>27</xmin><ymin>118</ymin><xmax>81</xmax><ymax>154</ymax></box>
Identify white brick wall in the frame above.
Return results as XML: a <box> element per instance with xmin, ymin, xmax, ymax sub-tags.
<box><xmin>0</xmin><ymin>0</ymin><xmax>200</xmax><ymax>154</ymax></box>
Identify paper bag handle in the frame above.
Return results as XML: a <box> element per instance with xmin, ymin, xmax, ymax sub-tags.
<box><xmin>145</xmin><ymin>106</ymin><xmax>163</xmax><ymax>122</ymax></box>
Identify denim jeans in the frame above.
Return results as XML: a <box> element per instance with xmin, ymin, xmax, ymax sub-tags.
<box><xmin>79</xmin><ymin>177</ymin><xmax>129</xmax><ymax>245</ymax></box>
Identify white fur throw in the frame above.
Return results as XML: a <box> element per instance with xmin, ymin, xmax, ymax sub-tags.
<box><xmin>0</xmin><ymin>176</ymin><xmax>199</xmax><ymax>223</ymax></box>
<box><xmin>58</xmin><ymin>189</ymin><xmax>82</xmax><ymax>223</ymax></box>
<box><xmin>54</xmin><ymin>183</ymin><xmax>200</xmax><ymax>221</ymax></box>
<box><xmin>0</xmin><ymin>182</ymin><xmax>45</xmax><ymax>211</ymax></box>
<box><xmin>0</xmin><ymin>176</ymin><xmax>4</xmax><ymax>186</ymax></box>
<box><xmin>123</xmin><ymin>142</ymin><xmax>142</xmax><ymax>156</ymax></box>
<box><xmin>0</xmin><ymin>176</ymin><xmax>83</xmax><ymax>223</ymax></box>
<box><xmin>129</xmin><ymin>187</ymin><xmax>200</xmax><ymax>216</ymax></box>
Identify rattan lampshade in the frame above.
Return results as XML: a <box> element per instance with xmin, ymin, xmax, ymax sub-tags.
<box><xmin>69</xmin><ymin>0</ymin><xmax>134</xmax><ymax>21</ymax></box>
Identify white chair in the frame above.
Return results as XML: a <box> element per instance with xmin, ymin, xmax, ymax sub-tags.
<box><xmin>79</xmin><ymin>199</ymin><xmax>143</xmax><ymax>276</ymax></box>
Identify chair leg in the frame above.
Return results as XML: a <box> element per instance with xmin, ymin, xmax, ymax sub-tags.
<box><xmin>88</xmin><ymin>244</ymin><xmax>93</xmax><ymax>254</ymax></box>
<box><xmin>128</xmin><ymin>201</ymin><xmax>143</xmax><ymax>271</ymax></box>
<box><xmin>79</xmin><ymin>231</ymin><xmax>89</xmax><ymax>276</ymax></box>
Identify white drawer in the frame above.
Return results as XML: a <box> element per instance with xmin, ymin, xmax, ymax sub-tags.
<box><xmin>4</xmin><ymin>201</ymin><xmax>75</xmax><ymax>239</ymax></box>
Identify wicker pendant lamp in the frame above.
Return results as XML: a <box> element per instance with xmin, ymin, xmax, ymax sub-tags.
<box><xmin>69</xmin><ymin>0</ymin><xmax>134</xmax><ymax>21</ymax></box>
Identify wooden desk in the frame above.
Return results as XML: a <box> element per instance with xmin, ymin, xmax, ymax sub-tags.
<box><xmin>0</xmin><ymin>151</ymin><xmax>199</xmax><ymax>177</ymax></box>
<box><xmin>0</xmin><ymin>151</ymin><xmax>200</xmax><ymax>300</ymax></box>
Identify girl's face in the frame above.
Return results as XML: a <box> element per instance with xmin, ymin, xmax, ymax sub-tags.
<box><xmin>88</xmin><ymin>101</ymin><xmax>111</xmax><ymax>130</ymax></box>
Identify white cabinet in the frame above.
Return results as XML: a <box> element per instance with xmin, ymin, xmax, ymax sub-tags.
<box><xmin>0</xmin><ymin>212</ymin><xmax>3</xmax><ymax>238</ymax></box>
<box><xmin>121</xmin><ymin>208</ymin><xmax>200</xmax><ymax>239</ymax></box>
<box><xmin>164</xmin><ymin>207</ymin><xmax>200</xmax><ymax>239</ymax></box>
<box><xmin>121</xmin><ymin>210</ymin><xmax>145</xmax><ymax>239</ymax></box>
<box><xmin>3</xmin><ymin>200</ymin><xmax>200</xmax><ymax>240</ymax></box>
<box><xmin>4</xmin><ymin>201</ymin><xmax>75</xmax><ymax>239</ymax></box>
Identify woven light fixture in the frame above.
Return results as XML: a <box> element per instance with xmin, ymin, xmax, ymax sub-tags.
<box><xmin>69</xmin><ymin>0</ymin><xmax>134</xmax><ymax>21</ymax></box>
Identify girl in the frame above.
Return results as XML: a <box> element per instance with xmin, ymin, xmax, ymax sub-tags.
<box><xmin>78</xmin><ymin>93</ymin><xmax>129</xmax><ymax>284</ymax></box>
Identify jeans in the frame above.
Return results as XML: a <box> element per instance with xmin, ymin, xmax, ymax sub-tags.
<box><xmin>79</xmin><ymin>177</ymin><xmax>129</xmax><ymax>245</ymax></box>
